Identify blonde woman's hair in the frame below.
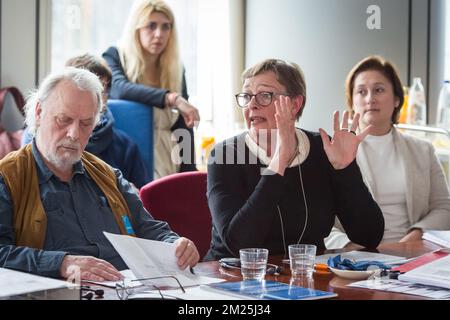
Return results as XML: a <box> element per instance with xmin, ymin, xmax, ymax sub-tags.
<box><xmin>118</xmin><ymin>0</ymin><xmax>182</xmax><ymax>93</ymax></box>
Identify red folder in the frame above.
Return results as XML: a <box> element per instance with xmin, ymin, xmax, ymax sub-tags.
<box><xmin>391</xmin><ymin>249</ymin><xmax>449</xmax><ymax>273</ymax></box>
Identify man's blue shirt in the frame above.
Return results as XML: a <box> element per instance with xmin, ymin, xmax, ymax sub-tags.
<box><xmin>0</xmin><ymin>140</ymin><xmax>178</xmax><ymax>278</ymax></box>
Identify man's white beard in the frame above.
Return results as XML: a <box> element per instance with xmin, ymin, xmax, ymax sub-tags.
<box><xmin>45</xmin><ymin>150</ymin><xmax>80</xmax><ymax>172</ymax></box>
<box><xmin>36</xmin><ymin>131</ymin><xmax>82</xmax><ymax>172</ymax></box>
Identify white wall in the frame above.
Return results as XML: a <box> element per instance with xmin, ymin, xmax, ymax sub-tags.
<box><xmin>245</xmin><ymin>0</ymin><xmax>410</xmax><ymax>132</ymax></box>
<box><xmin>0</xmin><ymin>0</ymin><xmax>443</xmax><ymax>128</ymax></box>
<box><xmin>1</xmin><ymin>0</ymin><xmax>37</xmax><ymax>93</ymax></box>
<box><xmin>429</xmin><ymin>0</ymin><xmax>447</xmax><ymax>124</ymax></box>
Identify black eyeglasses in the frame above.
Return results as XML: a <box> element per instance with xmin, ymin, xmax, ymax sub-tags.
<box><xmin>235</xmin><ymin>91</ymin><xmax>291</xmax><ymax>108</ymax></box>
<box><xmin>115</xmin><ymin>275</ymin><xmax>185</xmax><ymax>300</ymax></box>
<box><xmin>219</xmin><ymin>258</ymin><xmax>284</xmax><ymax>275</ymax></box>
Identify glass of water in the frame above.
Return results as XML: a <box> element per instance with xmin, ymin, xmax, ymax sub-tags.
<box><xmin>239</xmin><ymin>248</ymin><xmax>269</xmax><ymax>281</ymax></box>
<box><xmin>288</xmin><ymin>244</ymin><xmax>317</xmax><ymax>278</ymax></box>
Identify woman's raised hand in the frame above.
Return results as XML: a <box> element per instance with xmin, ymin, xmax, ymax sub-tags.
<box><xmin>268</xmin><ymin>96</ymin><xmax>298</xmax><ymax>176</ymax></box>
<box><xmin>319</xmin><ymin>111</ymin><xmax>372</xmax><ymax>170</ymax></box>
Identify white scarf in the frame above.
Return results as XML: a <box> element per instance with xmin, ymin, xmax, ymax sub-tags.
<box><xmin>244</xmin><ymin>128</ymin><xmax>310</xmax><ymax>167</ymax></box>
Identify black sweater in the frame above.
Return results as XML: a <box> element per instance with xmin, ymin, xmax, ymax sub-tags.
<box><xmin>204</xmin><ymin>130</ymin><xmax>384</xmax><ymax>261</ymax></box>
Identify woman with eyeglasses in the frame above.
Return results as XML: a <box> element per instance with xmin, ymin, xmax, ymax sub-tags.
<box><xmin>325</xmin><ymin>56</ymin><xmax>450</xmax><ymax>250</ymax></box>
<box><xmin>103</xmin><ymin>0</ymin><xmax>200</xmax><ymax>179</ymax></box>
<box><xmin>204</xmin><ymin>59</ymin><xmax>384</xmax><ymax>261</ymax></box>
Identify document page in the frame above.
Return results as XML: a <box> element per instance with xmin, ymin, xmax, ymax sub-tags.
<box><xmin>104</xmin><ymin>232</ymin><xmax>222</xmax><ymax>288</ymax></box>
<box><xmin>349</xmin><ymin>278</ymin><xmax>450</xmax><ymax>299</ymax></box>
<box><xmin>85</xmin><ymin>269</ymin><xmax>142</xmax><ymax>288</ymax></box>
<box><xmin>0</xmin><ymin>267</ymin><xmax>75</xmax><ymax>298</ymax></box>
<box><xmin>398</xmin><ymin>255</ymin><xmax>450</xmax><ymax>289</ymax></box>
<box><xmin>423</xmin><ymin>230</ymin><xmax>450</xmax><ymax>248</ymax></box>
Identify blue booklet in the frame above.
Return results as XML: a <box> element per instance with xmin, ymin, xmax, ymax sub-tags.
<box><xmin>202</xmin><ymin>280</ymin><xmax>338</xmax><ymax>300</ymax></box>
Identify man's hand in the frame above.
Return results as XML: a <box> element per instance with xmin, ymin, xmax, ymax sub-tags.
<box><xmin>60</xmin><ymin>255</ymin><xmax>123</xmax><ymax>282</ymax></box>
<box><xmin>174</xmin><ymin>237</ymin><xmax>200</xmax><ymax>270</ymax></box>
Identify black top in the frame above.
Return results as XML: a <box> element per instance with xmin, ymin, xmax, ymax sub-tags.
<box><xmin>102</xmin><ymin>46</ymin><xmax>196</xmax><ymax>171</ymax></box>
<box><xmin>205</xmin><ymin>130</ymin><xmax>384</xmax><ymax>261</ymax></box>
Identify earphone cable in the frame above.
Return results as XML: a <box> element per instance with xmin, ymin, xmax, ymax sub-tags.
<box><xmin>277</xmin><ymin>151</ymin><xmax>309</xmax><ymax>257</ymax></box>
<box><xmin>277</xmin><ymin>205</ymin><xmax>287</xmax><ymax>258</ymax></box>
<box><xmin>296</xmin><ymin>157</ymin><xmax>308</xmax><ymax>244</ymax></box>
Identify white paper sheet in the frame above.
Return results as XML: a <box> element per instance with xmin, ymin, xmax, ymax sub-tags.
<box><xmin>0</xmin><ymin>267</ymin><xmax>76</xmax><ymax>298</ymax></box>
<box><xmin>348</xmin><ymin>278</ymin><xmax>450</xmax><ymax>299</ymax></box>
<box><xmin>398</xmin><ymin>254</ymin><xmax>450</xmax><ymax>289</ymax></box>
<box><xmin>103</xmin><ymin>232</ymin><xmax>223</xmax><ymax>288</ymax></box>
<box><xmin>85</xmin><ymin>269</ymin><xmax>142</xmax><ymax>288</ymax></box>
<box><xmin>423</xmin><ymin>230</ymin><xmax>450</xmax><ymax>248</ymax></box>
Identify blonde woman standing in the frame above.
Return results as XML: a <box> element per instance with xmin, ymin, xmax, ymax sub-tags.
<box><xmin>103</xmin><ymin>0</ymin><xmax>200</xmax><ymax>179</ymax></box>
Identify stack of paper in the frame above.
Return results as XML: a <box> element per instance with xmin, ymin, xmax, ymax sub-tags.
<box><xmin>349</xmin><ymin>279</ymin><xmax>450</xmax><ymax>299</ymax></box>
<box><xmin>423</xmin><ymin>230</ymin><xmax>450</xmax><ymax>248</ymax></box>
<box><xmin>398</xmin><ymin>250</ymin><xmax>450</xmax><ymax>289</ymax></box>
<box><xmin>348</xmin><ymin>249</ymin><xmax>450</xmax><ymax>298</ymax></box>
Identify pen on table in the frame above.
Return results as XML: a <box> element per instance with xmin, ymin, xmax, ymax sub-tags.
<box><xmin>314</xmin><ymin>263</ymin><xmax>330</xmax><ymax>271</ymax></box>
<box><xmin>282</xmin><ymin>259</ymin><xmax>330</xmax><ymax>271</ymax></box>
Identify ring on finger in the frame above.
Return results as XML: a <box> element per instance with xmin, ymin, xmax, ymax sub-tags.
<box><xmin>349</xmin><ymin>130</ymin><xmax>357</xmax><ymax>135</ymax></box>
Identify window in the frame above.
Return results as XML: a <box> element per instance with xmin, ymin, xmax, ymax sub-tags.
<box><xmin>51</xmin><ymin>0</ymin><xmax>135</xmax><ymax>70</ymax></box>
<box><xmin>51</xmin><ymin>0</ymin><xmax>201</xmax><ymax>100</ymax></box>
<box><xmin>446</xmin><ymin>0</ymin><xmax>450</xmax><ymax>80</ymax></box>
<box><xmin>49</xmin><ymin>0</ymin><xmax>244</xmax><ymax>156</ymax></box>
<box><xmin>50</xmin><ymin>0</ymin><xmax>201</xmax><ymax>107</ymax></box>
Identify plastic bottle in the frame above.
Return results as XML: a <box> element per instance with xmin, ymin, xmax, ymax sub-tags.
<box><xmin>398</xmin><ymin>86</ymin><xmax>409</xmax><ymax>124</ymax></box>
<box><xmin>436</xmin><ymin>80</ymin><xmax>450</xmax><ymax>129</ymax></box>
<box><xmin>406</xmin><ymin>77</ymin><xmax>427</xmax><ymax>125</ymax></box>
<box><xmin>195</xmin><ymin>120</ymin><xmax>215</xmax><ymax>171</ymax></box>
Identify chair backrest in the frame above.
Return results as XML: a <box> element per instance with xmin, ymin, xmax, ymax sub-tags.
<box><xmin>0</xmin><ymin>87</ymin><xmax>25</xmax><ymax>159</ymax></box>
<box><xmin>0</xmin><ymin>87</ymin><xmax>25</xmax><ymax>131</ymax></box>
<box><xmin>139</xmin><ymin>171</ymin><xmax>212</xmax><ymax>260</ymax></box>
<box><xmin>107</xmin><ymin>99</ymin><xmax>153</xmax><ymax>181</ymax></box>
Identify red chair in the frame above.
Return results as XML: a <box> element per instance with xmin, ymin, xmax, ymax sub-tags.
<box><xmin>139</xmin><ymin>171</ymin><xmax>212</xmax><ymax>260</ymax></box>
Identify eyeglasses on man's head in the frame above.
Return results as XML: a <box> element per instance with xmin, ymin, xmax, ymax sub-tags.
<box><xmin>235</xmin><ymin>91</ymin><xmax>291</xmax><ymax>108</ymax></box>
<box><xmin>115</xmin><ymin>275</ymin><xmax>185</xmax><ymax>300</ymax></box>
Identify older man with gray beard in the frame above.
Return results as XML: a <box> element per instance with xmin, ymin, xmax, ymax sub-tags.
<box><xmin>0</xmin><ymin>68</ymin><xmax>199</xmax><ymax>282</ymax></box>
